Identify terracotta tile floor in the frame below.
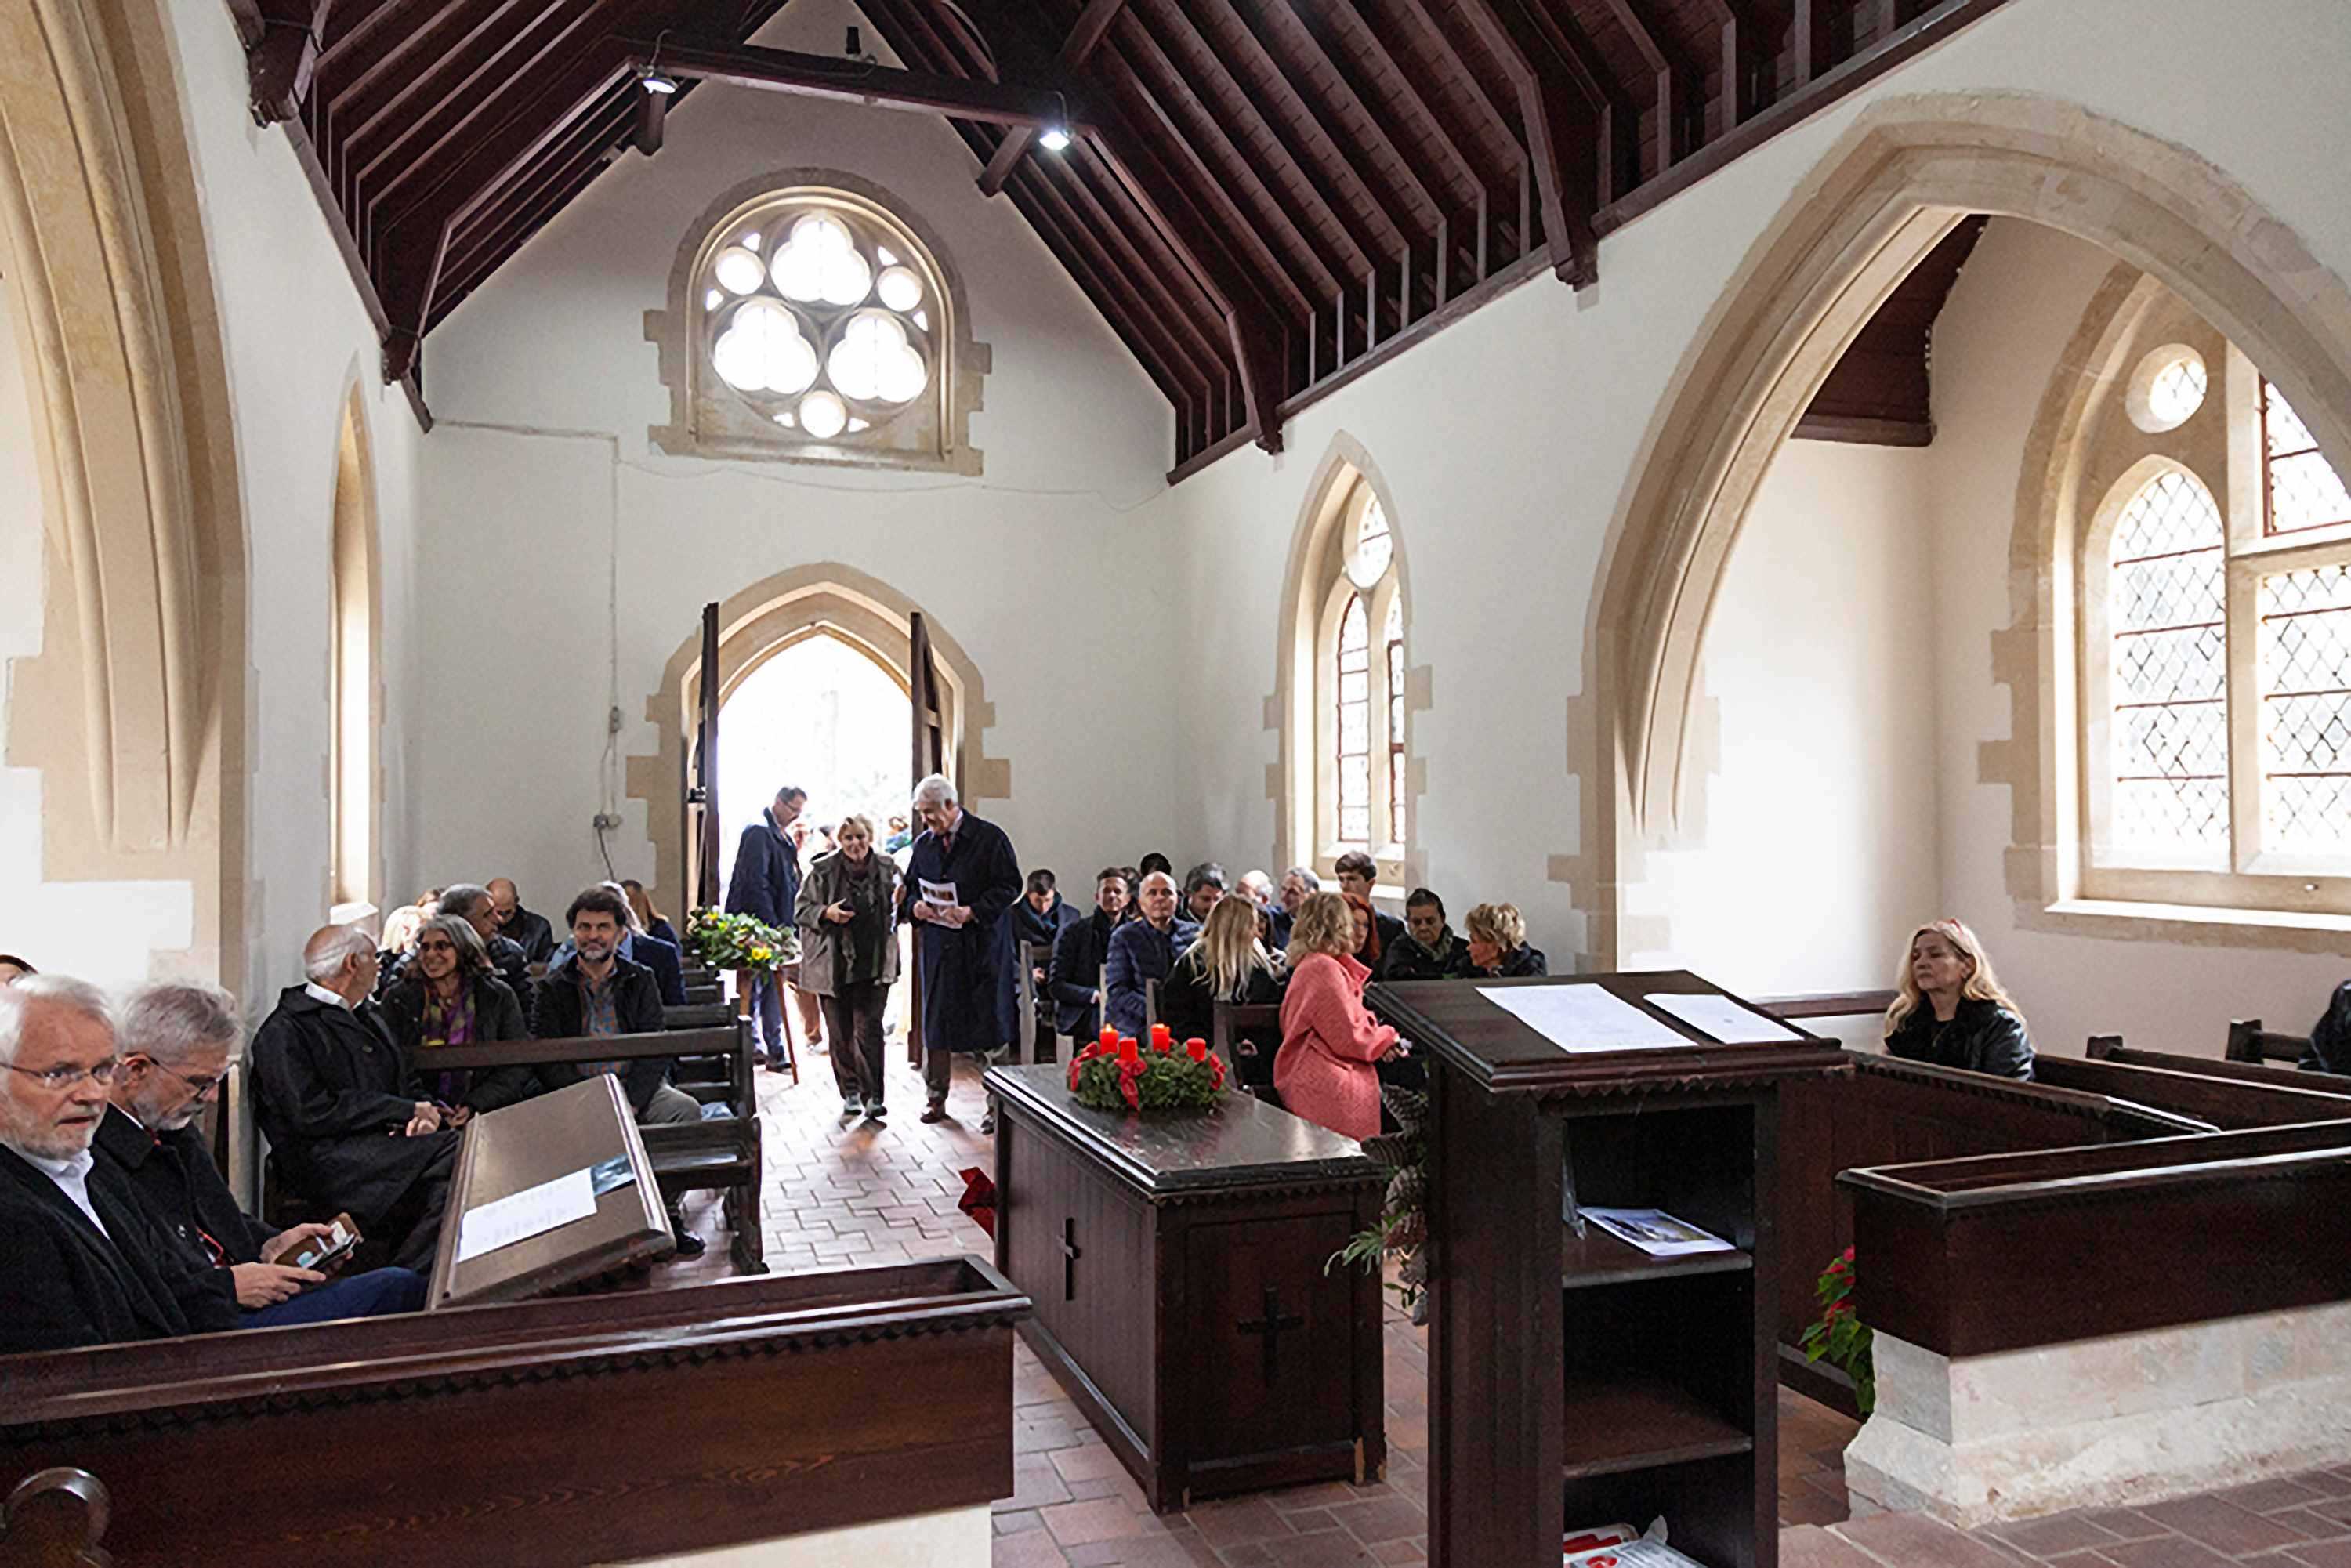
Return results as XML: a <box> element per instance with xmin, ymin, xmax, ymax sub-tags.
<box><xmin>657</xmin><ymin>1037</ymin><xmax>2351</xmax><ymax>1566</ymax></box>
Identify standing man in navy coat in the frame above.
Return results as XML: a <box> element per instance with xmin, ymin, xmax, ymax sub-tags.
<box><xmin>727</xmin><ymin>785</ymin><xmax>806</xmax><ymax>1070</ymax></box>
<box><xmin>898</xmin><ymin>773</ymin><xmax>1021</xmax><ymax>1123</ymax></box>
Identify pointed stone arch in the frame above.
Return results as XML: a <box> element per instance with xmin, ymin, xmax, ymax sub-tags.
<box><xmin>1571</xmin><ymin>91</ymin><xmax>2351</xmax><ymax>967</ymax></box>
<box><xmin>626</xmin><ymin>563</ymin><xmax>1007</xmax><ymax>911</ymax></box>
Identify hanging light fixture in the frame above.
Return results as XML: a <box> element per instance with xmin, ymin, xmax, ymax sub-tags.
<box><xmin>640</xmin><ymin>31</ymin><xmax>678</xmax><ymax>94</ymax></box>
<box><xmin>1038</xmin><ymin>91</ymin><xmax>1072</xmax><ymax>153</ymax></box>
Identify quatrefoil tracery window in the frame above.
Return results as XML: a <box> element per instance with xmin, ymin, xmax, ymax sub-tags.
<box><xmin>655</xmin><ymin>177</ymin><xmax>987</xmax><ymax>475</ymax></box>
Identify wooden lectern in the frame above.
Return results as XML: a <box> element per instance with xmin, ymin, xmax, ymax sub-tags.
<box><xmin>428</xmin><ymin>1074</ymin><xmax>671</xmax><ymax>1308</ymax></box>
<box><xmin>1368</xmin><ymin>972</ymin><xmax>1848</xmax><ymax>1568</ymax></box>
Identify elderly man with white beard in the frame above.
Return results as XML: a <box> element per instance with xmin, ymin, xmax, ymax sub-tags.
<box><xmin>95</xmin><ymin>981</ymin><xmax>426</xmax><ymax>1327</ymax></box>
<box><xmin>0</xmin><ymin>976</ymin><xmax>240</xmax><ymax>1354</ymax></box>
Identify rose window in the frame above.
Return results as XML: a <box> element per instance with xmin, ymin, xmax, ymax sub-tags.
<box><xmin>701</xmin><ymin>209</ymin><xmax>934</xmax><ymax>442</ymax></box>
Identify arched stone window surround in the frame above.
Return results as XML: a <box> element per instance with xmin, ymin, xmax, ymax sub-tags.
<box><xmin>1269</xmin><ymin>433</ymin><xmax>1428</xmax><ymax>890</ymax></box>
<box><xmin>0</xmin><ymin>0</ymin><xmax>251</xmax><ymax>983</ymax></box>
<box><xmin>627</xmin><ymin>563</ymin><xmax>1009</xmax><ymax>914</ymax></box>
<box><xmin>328</xmin><ymin>382</ymin><xmax>383</xmax><ymax>925</ymax></box>
<box><xmin>648</xmin><ymin>170</ymin><xmax>991</xmax><ymax>476</ymax></box>
<box><xmin>1568</xmin><ymin>93</ymin><xmax>2351</xmax><ymax>966</ymax></box>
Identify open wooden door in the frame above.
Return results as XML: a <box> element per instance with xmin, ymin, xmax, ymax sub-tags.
<box><xmin>906</xmin><ymin>612</ymin><xmax>945</xmax><ymax>1064</ymax></box>
<box><xmin>686</xmin><ymin>602</ymin><xmax>720</xmax><ymax>911</ymax></box>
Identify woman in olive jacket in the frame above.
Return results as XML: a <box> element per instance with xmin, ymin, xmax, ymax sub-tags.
<box><xmin>795</xmin><ymin>813</ymin><xmax>902</xmax><ymax>1120</ymax></box>
<box><xmin>1882</xmin><ymin>918</ymin><xmax>2034</xmax><ymax>1080</ymax></box>
<box><xmin>380</xmin><ymin>914</ymin><xmax>537</xmax><ymax>1118</ymax></box>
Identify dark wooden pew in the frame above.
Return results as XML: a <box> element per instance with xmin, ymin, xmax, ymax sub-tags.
<box><xmin>423</xmin><ymin>1026</ymin><xmax>763</xmax><ymax>1273</ymax></box>
<box><xmin>1210</xmin><ymin>1000</ymin><xmax>1283</xmax><ymax>1099</ymax></box>
<box><xmin>2088</xmin><ymin>1035</ymin><xmax>2345</xmax><ymax>1089</ymax></box>
<box><xmin>0</xmin><ymin>1258</ymin><xmax>1027</xmax><ymax>1567</ymax></box>
<box><xmin>2033</xmin><ymin>1052</ymin><xmax>2351</xmax><ymax>1130</ymax></box>
<box><xmin>1844</xmin><ymin>1121</ymin><xmax>2351</xmax><ymax>1357</ymax></box>
<box><xmin>2227</xmin><ymin>1016</ymin><xmax>2315</xmax><ymax>1066</ymax></box>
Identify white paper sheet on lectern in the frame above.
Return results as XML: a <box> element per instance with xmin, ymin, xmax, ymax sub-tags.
<box><xmin>1477</xmin><ymin>983</ymin><xmax>1688</xmax><ymax>1052</ymax></box>
<box><xmin>455</xmin><ymin>1166</ymin><xmax>597</xmax><ymax>1263</ymax></box>
<box><xmin>1642</xmin><ymin>991</ymin><xmax>1806</xmax><ymax>1045</ymax></box>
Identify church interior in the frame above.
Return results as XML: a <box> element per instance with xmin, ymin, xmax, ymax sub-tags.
<box><xmin>5</xmin><ymin>0</ymin><xmax>2351</xmax><ymax>1563</ymax></box>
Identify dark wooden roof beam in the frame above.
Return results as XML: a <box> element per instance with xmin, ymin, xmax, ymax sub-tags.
<box><xmin>1339</xmin><ymin>0</ymin><xmax>1515</xmax><ymax>202</ymax></box>
<box><xmin>630</xmin><ymin>35</ymin><xmax>1091</xmax><ymax>129</ymax></box>
<box><xmin>1056</xmin><ymin>150</ymin><xmax>1240</xmax><ymax>373</ymax></box>
<box><xmin>1693</xmin><ymin>0</ymin><xmax>1765</xmax><ymax>123</ymax></box>
<box><xmin>1792</xmin><ymin>0</ymin><xmax>1838</xmax><ymax>81</ymax></box>
<box><xmin>978</xmin><ymin>0</ymin><xmax>1128</xmax><ymax>195</ymax></box>
<box><xmin>1454</xmin><ymin>0</ymin><xmax>1599</xmax><ymax>285</ymax></box>
<box><xmin>240</xmin><ymin>0</ymin><xmax>334</xmax><ymax>125</ymax></box>
<box><xmin>1241</xmin><ymin>0</ymin><xmax>1458</xmax><ymax>226</ymax></box>
<box><xmin>1595</xmin><ymin>0</ymin><xmax>1698</xmax><ymax>172</ymax></box>
<box><xmin>1014</xmin><ymin>162</ymin><xmax>1227</xmax><ymax>392</ymax></box>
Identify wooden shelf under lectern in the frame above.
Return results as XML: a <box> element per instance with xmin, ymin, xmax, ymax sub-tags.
<box><xmin>1367</xmin><ymin>971</ymin><xmax>1849</xmax><ymax>1568</ymax></box>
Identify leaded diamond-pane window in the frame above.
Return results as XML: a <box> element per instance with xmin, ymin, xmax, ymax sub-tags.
<box><xmin>2109</xmin><ymin>469</ymin><xmax>2229</xmax><ymax>856</ymax></box>
<box><xmin>2262</xmin><ymin>382</ymin><xmax>2351</xmax><ymax>537</ymax></box>
<box><xmin>2259</xmin><ymin>563</ymin><xmax>2351</xmax><ymax>854</ymax></box>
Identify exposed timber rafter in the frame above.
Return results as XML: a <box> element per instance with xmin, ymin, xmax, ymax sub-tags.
<box><xmin>1454</xmin><ymin>0</ymin><xmax>1599</xmax><ymax>287</ymax></box>
<box><xmin>624</xmin><ymin>35</ymin><xmax>1092</xmax><ymax>129</ymax></box>
<box><xmin>237</xmin><ymin>0</ymin><xmax>335</xmax><ymax>125</ymax></box>
<box><xmin>977</xmin><ymin>0</ymin><xmax>1128</xmax><ymax>197</ymax></box>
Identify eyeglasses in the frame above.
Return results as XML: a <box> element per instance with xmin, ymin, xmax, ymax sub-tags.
<box><xmin>3</xmin><ymin>1059</ymin><xmax>122</xmax><ymax>1091</ymax></box>
<box><xmin>147</xmin><ymin>1057</ymin><xmax>225</xmax><ymax>1096</ymax></box>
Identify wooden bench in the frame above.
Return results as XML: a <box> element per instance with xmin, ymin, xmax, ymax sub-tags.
<box><xmin>680</xmin><ymin>981</ymin><xmax>723</xmax><ymax>1007</ymax></box>
<box><xmin>2226</xmin><ymin>1016</ymin><xmax>2315</xmax><ymax>1066</ymax></box>
<box><xmin>0</xmin><ymin>1258</ymin><xmax>1028</xmax><ymax>1566</ymax></box>
<box><xmin>2034</xmin><ymin>1051</ymin><xmax>2351</xmax><ymax>1131</ymax></box>
<box><xmin>1210</xmin><ymin>999</ymin><xmax>1282</xmax><ymax>1099</ymax></box>
<box><xmin>1013</xmin><ymin>938</ymin><xmax>1059</xmax><ymax>1065</ymax></box>
<box><xmin>422</xmin><ymin>1026</ymin><xmax>763</xmax><ymax>1273</ymax></box>
<box><xmin>2088</xmin><ymin>1035</ymin><xmax>2344</xmax><ymax>1088</ymax></box>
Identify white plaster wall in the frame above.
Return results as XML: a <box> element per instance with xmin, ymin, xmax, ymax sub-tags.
<box><xmin>0</xmin><ymin>247</ymin><xmax>194</xmax><ymax>986</ymax></box>
<box><xmin>1926</xmin><ymin>220</ymin><xmax>2351</xmax><ymax>1057</ymax></box>
<box><xmin>1155</xmin><ymin>0</ymin><xmax>2351</xmax><ymax>980</ymax></box>
<box><xmin>158</xmin><ymin>0</ymin><xmax>430</xmax><ymax>1002</ymax></box>
<box><xmin>1652</xmin><ymin>440</ymin><xmax>1941</xmax><ymax>1002</ymax></box>
<box><xmin>412</xmin><ymin>0</ymin><xmax>1179</xmax><ymax>909</ymax></box>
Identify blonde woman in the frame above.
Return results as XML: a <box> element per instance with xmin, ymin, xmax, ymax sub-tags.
<box><xmin>1882</xmin><ymin>918</ymin><xmax>2034</xmax><ymax>1080</ymax></box>
<box><xmin>1161</xmin><ymin>896</ymin><xmax>1287</xmax><ymax>1088</ymax></box>
<box><xmin>1275</xmin><ymin>892</ymin><xmax>1400</xmax><ymax>1140</ymax></box>
<box><xmin>1458</xmin><ymin>902</ymin><xmax>1547</xmax><ymax>980</ymax></box>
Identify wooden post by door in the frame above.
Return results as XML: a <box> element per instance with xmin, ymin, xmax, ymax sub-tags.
<box><xmin>687</xmin><ymin>601</ymin><xmax>720</xmax><ymax>911</ymax></box>
<box><xmin>907</xmin><ymin>612</ymin><xmax>945</xmax><ymax>1066</ymax></box>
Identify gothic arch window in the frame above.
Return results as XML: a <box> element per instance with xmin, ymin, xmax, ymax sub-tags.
<box><xmin>1288</xmin><ymin>464</ymin><xmax>1412</xmax><ymax>887</ymax></box>
<box><xmin>2072</xmin><ymin>299</ymin><xmax>2351</xmax><ymax>914</ymax></box>
<box><xmin>328</xmin><ymin>392</ymin><xmax>380</xmax><ymax>924</ymax></box>
<box><xmin>652</xmin><ymin>175</ymin><xmax>989</xmax><ymax>475</ymax></box>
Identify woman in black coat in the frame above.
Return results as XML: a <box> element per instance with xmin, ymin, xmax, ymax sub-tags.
<box><xmin>1160</xmin><ymin>897</ymin><xmax>1288</xmax><ymax>1088</ymax></box>
<box><xmin>1458</xmin><ymin>902</ymin><xmax>1548</xmax><ymax>980</ymax></box>
<box><xmin>380</xmin><ymin>914</ymin><xmax>535</xmax><ymax>1118</ymax></box>
<box><xmin>1881</xmin><ymin>918</ymin><xmax>2034</xmax><ymax>1080</ymax></box>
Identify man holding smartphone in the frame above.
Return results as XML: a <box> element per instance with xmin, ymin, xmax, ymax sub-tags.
<box><xmin>96</xmin><ymin>982</ymin><xmax>426</xmax><ymax>1326</ymax></box>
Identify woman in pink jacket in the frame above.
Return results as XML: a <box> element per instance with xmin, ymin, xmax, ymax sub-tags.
<box><xmin>1275</xmin><ymin>892</ymin><xmax>1400</xmax><ymax>1141</ymax></box>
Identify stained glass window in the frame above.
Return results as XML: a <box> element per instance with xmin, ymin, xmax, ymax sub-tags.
<box><xmin>2263</xmin><ymin>382</ymin><xmax>2351</xmax><ymax>536</ymax></box>
<box><xmin>2107</xmin><ymin>469</ymin><xmax>2228</xmax><ymax>856</ymax></box>
<box><xmin>1336</xmin><ymin>596</ymin><xmax>1371</xmax><ymax>847</ymax></box>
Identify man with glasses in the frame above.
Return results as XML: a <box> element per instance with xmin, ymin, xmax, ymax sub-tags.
<box><xmin>0</xmin><ymin>976</ymin><xmax>240</xmax><ymax>1353</ymax></box>
<box><xmin>96</xmin><ymin>982</ymin><xmax>426</xmax><ymax>1325</ymax></box>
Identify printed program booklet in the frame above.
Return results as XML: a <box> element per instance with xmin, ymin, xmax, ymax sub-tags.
<box><xmin>1578</xmin><ymin>1207</ymin><xmax>1735</xmax><ymax>1258</ymax></box>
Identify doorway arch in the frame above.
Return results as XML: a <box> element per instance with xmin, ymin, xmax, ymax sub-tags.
<box><xmin>628</xmin><ymin>563</ymin><xmax>1008</xmax><ymax>913</ymax></box>
<box><xmin>1574</xmin><ymin>92</ymin><xmax>2351</xmax><ymax>968</ymax></box>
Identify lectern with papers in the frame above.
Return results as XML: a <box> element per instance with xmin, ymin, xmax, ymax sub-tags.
<box><xmin>1366</xmin><ymin>971</ymin><xmax>1848</xmax><ymax>1568</ymax></box>
<box><xmin>428</xmin><ymin>1074</ymin><xmax>672</xmax><ymax>1308</ymax></box>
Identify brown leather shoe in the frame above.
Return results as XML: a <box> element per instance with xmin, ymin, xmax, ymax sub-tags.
<box><xmin>919</xmin><ymin>1103</ymin><xmax>948</xmax><ymax>1124</ymax></box>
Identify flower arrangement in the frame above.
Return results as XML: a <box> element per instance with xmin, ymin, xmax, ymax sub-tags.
<box><xmin>683</xmin><ymin>907</ymin><xmax>796</xmax><ymax>974</ymax></box>
<box><xmin>1329</xmin><ymin>1084</ymin><xmax>1431</xmax><ymax>1322</ymax></box>
<box><xmin>1800</xmin><ymin>1247</ymin><xmax>1875</xmax><ymax>1414</ymax></box>
<box><xmin>1069</xmin><ymin>1023</ymin><xmax>1228</xmax><ymax>1112</ymax></box>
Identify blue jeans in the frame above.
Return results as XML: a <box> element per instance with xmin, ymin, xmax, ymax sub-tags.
<box><xmin>751</xmin><ymin>973</ymin><xmax>787</xmax><ymax>1062</ymax></box>
<box><xmin>242</xmin><ymin>1267</ymin><xmax>428</xmax><ymax>1327</ymax></box>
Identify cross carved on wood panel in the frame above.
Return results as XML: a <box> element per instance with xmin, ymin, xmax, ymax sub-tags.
<box><xmin>1237</xmin><ymin>1285</ymin><xmax>1306</xmax><ymax>1386</ymax></box>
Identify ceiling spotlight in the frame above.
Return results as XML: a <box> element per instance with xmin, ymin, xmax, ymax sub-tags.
<box><xmin>1038</xmin><ymin>92</ymin><xmax>1072</xmax><ymax>153</ymax></box>
<box><xmin>639</xmin><ymin>63</ymin><xmax>678</xmax><ymax>94</ymax></box>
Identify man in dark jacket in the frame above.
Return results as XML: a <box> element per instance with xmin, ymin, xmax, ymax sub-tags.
<box><xmin>0</xmin><ymin>975</ymin><xmax>242</xmax><ymax>1355</ymax></box>
<box><xmin>1104</xmin><ymin>871</ymin><xmax>1200</xmax><ymax>1037</ymax></box>
<box><xmin>1050</xmin><ymin>867</ymin><xmax>1130</xmax><ymax>1042</ymax></box>
<box><xmin>899</xmin><ymin>773</ymin><xmax>1023</xmax><ymax>1122</ymax></box>
<box><xmin>488</xmin><ymin>878</ymin><xmax>557</xmax><ymax>965</ymax></box>
<box><xmin>728</xmin><ymin>786</ymin><xmax>807</xmax><ymax>1069</ymax></box>
<box><xmin>531</xmin><ymin>886</ymin><xmax>704</xmax><ymax>1256</ymax></box>
<box><xmin>545</xmin><ymin>880</ymin><xmax>689</xmax><ymax>1006</ymax></box>
<box><xmin>248</xmin><ymin>926</ymin><xmax>458</xmax><ymax>1273</ymax></box>
<box><xmin>998</xmin><ymin>869</ymin><xmax>1084</xmax><ymax>1056</ymax></box>
<box><xmin>100</xmin><ymin>981</ymin><xmax>425</xmax><ymax>1324</ymax></box>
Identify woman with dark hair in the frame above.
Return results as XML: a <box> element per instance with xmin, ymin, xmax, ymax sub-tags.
<box><xmin>1380</xmin><ymin>889</ymin><xmax>1460</xmax><ymax>980</ymax></box>
<box><xmin>1341</xmin><ymin>891</ymin><xmax>1385</xmax><ymax>974</ymax></box>
<box><xmin>1882</xmin><ymin>918</ymin><xmax>2034</xmax><ymax>1080</ymax></box>
<box><xmin>381</xmin><ymin>914</ymin><xmax>534</xmax><ymax>1119</ymax></box>
<box><xmin>1161</xmin><ymin>896</ymin><xmax>1288</xmax><ymax>1088</ymax></box>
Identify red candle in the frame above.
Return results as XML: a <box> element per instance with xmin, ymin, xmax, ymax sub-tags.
<box><xmin>1186</xmin><ymin>1038</ymin><xmax>1208</xmax><ymax>1063</ymax></box>
<box><xmin>1150</xmin><ymin>1022</ymin><xmax>1172</xmax><ymax>1048</ymax></box>
<box><xmin>1118</xmin><ymin>1037</ymin><xmax>1139</xmax><ymax>1065</ymax></box>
